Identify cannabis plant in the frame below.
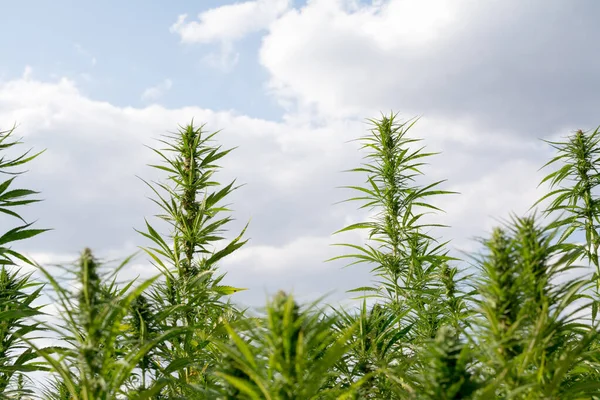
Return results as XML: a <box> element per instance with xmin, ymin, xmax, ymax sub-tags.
<box><xmin>535</xmin><ymin>127</ymin><xmax>600</xmax><ymax>300</ymax></box>
<box><xmin>0</xmin><ymin>126</ymin><xmax>47</xmax><ymax>398</ymax></box>
<box><xmin>333</xmin><ymin>113</ymin><xmax>462</xmax><ymax>326</ymax></box>
<box><xmin>214</xmin><ymin>291</ymin><xmax>360</xmax><ymax>399</ymax></box>
<box><xmin>332</xmin><ymin>301</ymin><xmax>411</xmax><ymax>398</ymax></box>
<box><xmin>472</xmin><ymin>214</ymin><xmax>600</xmax><ymax>398</ymax></box>
<box><xmin>0</xmin><ymin>268</ymin><xmax>44</xmax><ymax>399</ymax></box>
<box><xmin>330</xmin><ymin>113</ymin><xmax>468</xmax><ymax>396</ymax></box>
<box><xmin>414</xmin><ymin>325</ymin><xmax>478</xmax><ymax>400</ymax></box>
<box><xmin>30</xmin><ymin>249</ymin><xmax>181</xmax><ymax>400</ymax></box>
<box><xmin>138</xmin><ymin>122</ymin><xmax>247</xmax><ymax>397</ymax></box>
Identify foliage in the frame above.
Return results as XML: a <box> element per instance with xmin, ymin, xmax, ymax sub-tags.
<box><xmin>214</xmin><ymin>291</ymin><xmax>360</xmax><ymax>399</ymax></box>
<box><xmin>135</xmin><ymin>123</ymin><xmax>248</xmax><ymax>398</ymax></box>
<box><xmin>1</xmin><ymin>116</ymin><xmax>600</xmax><ymax>399</ymax></box>
<box><xmin>29</xmin><ymin>249</ymin><xmax>183</xmax><ymax>400</ymax></box>
<box><xmin>0</xmin><ymin>126</ymin><xmax>46</xmax><ymax>398</ymax></box>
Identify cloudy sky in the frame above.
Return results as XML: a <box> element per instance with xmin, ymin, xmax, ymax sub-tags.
<box><xmin>1</xmin><ymin>0</ymin><xmax>599</xmax><ymax>307</ymax></box>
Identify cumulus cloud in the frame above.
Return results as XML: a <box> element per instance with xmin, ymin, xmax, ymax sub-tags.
<box><xmin>171</xmin><ymin>0</ymin><xmax>290</xmax><ymax>43</ymax></box>
<box><xmin>171</xmin><ymin>0</ymin><xmax>290</xmax><ymax>69</ymax></box>
<box><xmin>141</xmin><ymin>78</ymin><xmax>173</xmax><ymax>102</ymax></box>
<box><xmin>259</xmin><ymin>0</ymin><xmax>600</xmax><ymax>132</ymax></box>
<box><xmin>3</xmin><ymin>0</ymin><xmax>597</xmax><ymax>307</ymax></box>
<box><xmin>0</xmin><ymin>72</ymin><xmax>558</xmax><ymax>306</ymax></box>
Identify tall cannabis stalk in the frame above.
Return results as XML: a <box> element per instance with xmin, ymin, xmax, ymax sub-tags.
<box><xmin>332</xmin><ymin>113</ymin><xmax>458</xmax><ymax>328</ymax></box>
<box><xmin>139</xmin><ymin>122</ymin><xmax>247</xmax><ymax>396</ymax></box>
<box><xmin>535</xmin><ymin>127</ymin><xmax>600</xmax><ymax>293</ymax></box>
<box><xmin>330</xmin><ymin>113</ymin><xmax>465</xmax><ymax>395</ymax></box>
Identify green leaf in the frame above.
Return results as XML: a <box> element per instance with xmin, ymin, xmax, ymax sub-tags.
<box><xmin>213</xmin><ymin>285</ymin><xmax>247</xmax><ymax>295</ymax></box>
<box><xmin>0</xmin><ymin>224</ymin><xmax>49</xmax><ymax>245</ymax></box>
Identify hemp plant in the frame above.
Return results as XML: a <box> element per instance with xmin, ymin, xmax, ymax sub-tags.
<box><xmin>535</xmin><ymin>127</ymin><xmax>600</xmax><ymax>293</ymax></box>
<box><xmin>0</xmin><ymin>126</ymin><xmax>47</xmax><ymax>398</ymax></box>
<box><xmin>332</xmin><ymin>113</ymin><xmax>459</xmax><ymax>327</ymax></box>
<box><xmin>413</xmin><ymin>326</ymin><xmax>478</xmax><ymax>400</ymax></box>
<box><xmin>332</xmin><ymin>301</ymin><xmax>410</xmax><ymax>399</ymax></box>
<box><xmin>329</xmin><ymin>113</ymin><xmax>467</xmax><ymax>395</ymax></box>
<box><xmin>138</xmin><ymin>122</ymin><xmax>247</xmax><ymax>396</ymax></box>
<box><xmin>214</xmin><ymin>291</ymin><xmax>361</xmax><ymax>400</ymax></box>
<box><xmin>472</xmin><ymin>215</ymin><xmax>600</xmax><ymax>398</ymax></box>
<box><xmin>29</xmin><ymin>249</ymin><xmax>180</xmax><ymax>400</ymax></box>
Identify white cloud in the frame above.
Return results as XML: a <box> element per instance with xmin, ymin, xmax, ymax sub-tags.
<box><xmin>257</xmin><ymin>0</ymin><xmax>600</xmax><ymax>135</ymax></box>
<box><xmin>171</xmin><ymin>0</ymin><xmax>290</xmax><ymax>43</ymax></box>
<box><xmin>0</xmin><ymin>72</ymin><xmax>558</xmax><ymax>307</ymax></box>
<box><xmin>258</xmin><ymin>0</ymin><xmax>469</xmax><ymax>117</ymax></box>
<box><xmin>171</xmin><ymin>0</ymin><xmax>291</xmax><ymax>69</ymax></box>
<box><xmin>141</xmin><ymin>78</ymin><xmax>173</xmax><ymax>102</ymax></box>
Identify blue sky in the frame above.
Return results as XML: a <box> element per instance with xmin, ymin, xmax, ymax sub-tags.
<box><xmin>0</xmin><ymin>0</ymin><xmax>598</xmax><ymax>308</ymax></box>
<box><xmin>1</xmin><ymin>0</ymin><xmax>284</xmax><ymax>119</ymax></box>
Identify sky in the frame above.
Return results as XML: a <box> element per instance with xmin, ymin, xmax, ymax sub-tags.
<box><xmin>1</xmin><ymin>0</ymin><xmax>599</xmax><ymax>308</ymax></box>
